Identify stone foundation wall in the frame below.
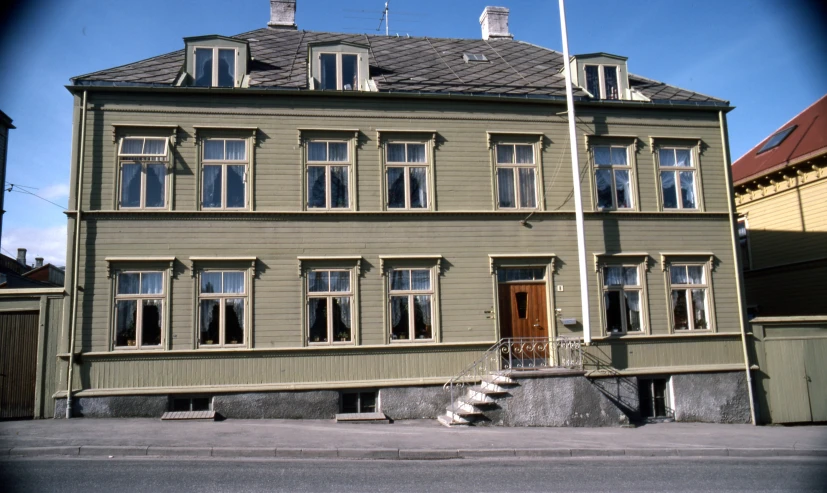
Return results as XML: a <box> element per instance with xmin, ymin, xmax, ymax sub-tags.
<box><xmin>671</xmin><ymin>371</ymin><xmax>750</xmax><ymax>424</ymax></box>
<box><xmin>380</xmin><ymin>386</ymin><xmax>449</xmax><ymax>419</ymax></box>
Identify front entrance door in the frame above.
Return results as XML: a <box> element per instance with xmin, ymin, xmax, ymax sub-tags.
<box><xmin>498</xmin><ymin>282</ymin><xmax>548</xmax><ymax>368</ymax></box>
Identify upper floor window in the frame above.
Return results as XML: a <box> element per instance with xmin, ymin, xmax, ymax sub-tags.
<box><xmin>307</xmin><ymin>269</ymin><xmax>353</xmax><ymax>345</ymax></box>
<box><xmin>307</xmin><ymin>140</ymin><xmax>351</xmax><ymax>210</ymax></box>
<box><xmin>198</xmin><ymin>270</ymin><xmax>246</xmax><ymax>347</ymax></box>
<box><xmin>658</xmin><ymin>147</ymin><xmax>698</xmax><ymax>210</ymax></box>
<box><xmin>602</xmin><ymin>265</ymin><xmax>643</xmax><ymax>334</ymax></box>
<box><xmin>118</xmin><ymin>137</ymin><xmax>168</xmax><ymax>209</ymax></box>
<box><xmin>495</xmin><ymin>143</ymin><xmax>538</xmax><ymax>209</ymax></box>
<box><xmin>114</xmin><ymin>271</ymin><xmax>164</xmax><ymax>349</ymax></box>
<box><xmin>593</xmin><ymin>146</ymin><xmax>633</xmax><ymax>210</ymax></box>
<box><xmin>320</xmin><ymin>53</ymin><xmax>359</xmax><ymax>90</ymax></box>
<box><xmin>194</xmin><ymin>47</ymin><xmax>236</xmax><ymax>88</ymax></box>
<box><xmin>669</xmin><ymin>264</ymin><xmax>710</xmax><ymax>331</ymax></box>
<box><xmin>386</xmin><ymin>142</ymin><xmax>428</xmax><ymax>209</ymax></box>
<box><xmin>389</xmin><ymin>268</ymin><xmax>434</xmax><ymax>342</ymax></box>
<box><xmin>585</xmin><ymin>65</ymin><xmax>620</xmax><ymax>100</ymax></box>
<box><xmin>202</xmin><ymin>138</ymin><xmax>247</xmax><ymax>209</ymax></box>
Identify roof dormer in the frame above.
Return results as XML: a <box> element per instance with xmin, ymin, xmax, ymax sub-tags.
<box><xmin>567</xmin><ymin>53</ymin><xmax>630</xmax><ymax>101</ymax></box>
<box><xmin>307</xmin><ymin>41</ymin><xmax>371</xmax><ymax>91</ymax></box>
<box><xmin>182</xmin><ymin>35</ymin><xmax>250</xmax><ymax>88</ymax></box>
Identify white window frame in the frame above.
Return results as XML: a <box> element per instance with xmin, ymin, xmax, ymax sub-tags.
<box><xmin>306</xmin><ymin>269</ymin><xmax>355</xmax><ymax>346</ymax></box>
<box><xmin>112</xmin><ymin>270</ymin><xmax>165</xmax><ymax>350</ymax></box>
<box><xmin>584</xmin><ymin>64</ymin><xmax>620</xmax><ymax>100</ymax></box>
<box><xmin>666</xmin><ymin>262</ymin><xmax>713</xmax><ymax>332</ymax></box>
<box><xmin>600</xmin><ymin>264</ymin><xmax>646</xmax><ymax>335</ymax></box>
<box><xmin>494</xmin><ymin>142</ymin><xmax>539</xmax><ymax>210</ymax></box>
<box><xmin>318</xmin><ymin>52</ymin><xmax>360</xmax><ymax>91</ymax></box>
<box><xmin>388</xmin><ymin>268</ymin><xmax>436</xmax><ymax>343</ymax></box>
<box><xmin>196</xmin><ymin>269</ymin><xmax>249</xmax><ymax>348</ymax></box>
<box><xmin>305</xmin><ymin>139</ymin><xmax>353</xmax><ymax>210</ymax></box>
<box><xmin>592</xmin><ymin>145</ymin><xmax>634</xmax><ymax>211</ymax></box>
<box><xmin>201</xmin><ymin>138</ymin><xmax>248</xmax><ymax>210</ymax></box>
<box><xmin>656</xmin><ymin>146</ymin><xmax>700</xmax><ymax>211</ymax></box>
<box><xmin>385</xmin><ymin>141</ymin><xmax>431</xmax><ymax>210</ymax></box>
<box><xmin>194</xmin><ymin>47</ymin><xmax>237</xmax><ymax>88</ymax></box>
<box><xmin>117</xmin><ymin>137</ymin><xmax>169</xmax><ymax>210</ymax></box>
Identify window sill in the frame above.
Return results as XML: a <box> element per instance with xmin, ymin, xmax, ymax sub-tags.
<box><xmin>389</xmin><ymin>339</ymin><xmax>435</xmax><ymax>344</ymax></box>
<box><xmin>591</xmin><ymin>331</ymin><xmax>731</xmax><ymax>342</ymax></box>
<box><xmin>112</xmin><ymin>346</ymin><xmax>164</xmax><ymax>351</ymax></box>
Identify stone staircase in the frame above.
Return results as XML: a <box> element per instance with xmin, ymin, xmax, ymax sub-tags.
<box><xmin>437</xmin><ymin>372</ymin><xmax>518</xmax><ymax>427</ymax></box>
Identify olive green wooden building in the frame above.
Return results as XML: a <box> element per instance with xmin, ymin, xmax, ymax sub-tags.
<box><xmin>53</xmin><ymin>2</ymin><xmax>753</xmax><ymax>423</ymax></box>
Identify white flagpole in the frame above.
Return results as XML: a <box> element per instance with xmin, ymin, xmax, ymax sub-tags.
<box><xmin>558</xmin><ymin>0</ymin><xmax>592</xmax><ymax>345</ymax></box>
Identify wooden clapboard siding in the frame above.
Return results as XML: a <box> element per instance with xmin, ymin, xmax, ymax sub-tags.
<box><xmin>583</xmin><ymin>335</ymin><xmax>743</xmax><ymax>371</ymax></box>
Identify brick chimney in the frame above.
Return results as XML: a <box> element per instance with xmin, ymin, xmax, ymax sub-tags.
<box><xmin>268</xmin><ymin>0</ymin><xmax>297</xmax><ymax>29</ymax></box>
<box><xmin>35</xmin><ymin>257</ymin><xmax>44</xmax><ymax>268</ymax></box>
<box><xmin>479</xmin><ymin>6</ymin><xmax>513</xmax><ymax>40</ymax></box>
<box><xmin>16</xmin><ymin>248</ymin><xmax>26</xmax><ymax>266</ymax></box>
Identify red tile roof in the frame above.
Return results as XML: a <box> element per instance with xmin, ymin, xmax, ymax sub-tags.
<box><xmin>732</xmin><ymin>94</ymin><xmax>827</xmax><ymax>185</ymax></box>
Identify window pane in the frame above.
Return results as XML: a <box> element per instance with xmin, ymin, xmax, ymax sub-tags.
<box><xmin>670</xmin><ymin>265</ymin><xmax>688</xmax><ymax>285</ymax></box>
<box><xmin>308</xmin><ymin>142</ymin><xmax>327</xmax><ymax>161</ymax></box>
<box><xmin>496</xmin><ymin>145</ymin><xmax>514</xmax><ymax>164</ymax></box>
<box><xmin>330</xmin><ymin>271</ymin><xmax>350</xmax><ymax>292</ymax></box>
<box><xmin>331</xmin><ymin>297</ymin><xmax>351</xmax><ymax>340</ymax></box>
<box><xmin>390</xmin><ymin>270</ymin><xmax>410</xmax><ymax>291</ymax></box>
<box><xmin>226</xmin><ymin>165</ymin><xmax>246</xmax><ymax>208</ymax></box>
<box><xmin>407</xmin><ymin>144</ymin><xmax>426</xmax><ymax>163</ymax></box>
<box><xmin>308</xmin><ymin>270</ymin><xmax>329</xmax><ymax>292</ymax></box>
<box><xmin>225</xmin><ymin>140</ymin><xmax>246</xmax><ymax>161</ymax></box>
<box><xmin>409</xmin><ymin>167</ymin><xmax>428</xmax><ymax>209</ymax></box>
<box><xmin>115</xmin><ymin>300</ymin><xmax>138</xmax><ymax>346</ymax></box>
<box><xmin>120</xmin><ymin>163</ymin><xmax>142</xmax><ymax>208</ymax></box>
<box><xmin>145</xmin><ymin>164</ymin><xmax>166</xmax><ymax>208</ymax></box>
<box><xmin>661</xmin><ymin>171</ymin><xmax>677</xmax><ymax>209</ymax></box>
<box><xmin>691</xmin><ymin>289</ymin><xmax>708</xmax><ymax>329</ymax></box>
<box><xmin>625</xmin><ymin>291</ymin><xmax>641</xmax><ymax>331</ymax></box>
<box><xmin>121</xmin><ymin>138</ymin><xmax>144</xmax><ymax>155</ymax></box>
<box><xmin>194</xmin><ymin>48</ymin><xmax>213</xmax><ymax>87</ymax></box>
<box><xmin>610</xmin><ymin>147</ymin><xmax>627</xmax><ymax>165</ymax></box>
<box><xmin>329</xmin><ymin>166</ymin><xmax>349</xmax><ymax>208</ymax></box>
<box><xmin>604</xmin><ymin>291</ymin><xmax>622</xmax><ymax>333</ymax></box>
<box><xmin>143</xmin><ymin>139</ymin><xmax>166</xmax><ymax>155</ymax></box>
<box><xmin>594</xmin><ymin>146</ymin><xmax>611</xmax><ymax>166</ymax></box>
<box><xmin>518</xmin><ymin>168</ymin><xmax>537</xmax><ymax>208</ymax></box>
<box><xmin>308</xmin><ymin>298</ymin><xmax>328</xmax><ymax>342</ymax></box>
<box><xmin>224</xmin><ymin>298</ymin><xmax>244</xmax><ymax>344</ymax></box>
<box><xmin>217</xmin><ymin>49</ymin><xmax>235</xmax><ymax>87</ymax></box>
<box><xmin>199</xmin><ymin>299</ymin><xmax>220</xmax><ymax>344</ymax></box>
<box><xmin>515</xmin><ymin>145</ymin><xmax>534</xmax><ymax>164</ymax></box>
<box><xmin>413</xmin><ymin>295</ymin><xmax>432</xmax><ymax>339</ymax></box>
<box><xmin>615</xmin><ymin>169</ymin><xmax>631</xmax><ymax>209</ymax></box>
<box><xmin>202</xmin><ymin>165</ymin><xmax>222</xmax><ymax>208</ymax></box>
<box><xmin>604</xmin><ymin>267</ymin><xmax>623</xmax><ymax>286</ymax></box>
<box><xmin>603</xmin><ymin>66</ymin><xmax>619</xmax><ymax>100</ymax></box>
<box><xmin>223</xmin><ymin>272</ymin><xmax>245</xmax><ymax>294</ymax></box>
<box><xmin>497</xmin><ymin>168</ymin><xmax>516</xmax><ymax>208</ymax></box>
<box><xmin>118</xmin><ymin>273</ymin><xmax>140</xmax><ymax>295</ymax></box>
<box><xmin>307</xmin><ymin>166</ymin><xmax>326</xmax><ymax>208</ymax></box>
<box><xmin>328</xmin><ymin>142</ymin><xmax>348</xmax><ymax>162</ymax></box>
<box><xmin>585</xmin><ymin>65</ymin><xmax>600</xmax><ymax>97</ymax></box>
<box><xmin>141</xmin><ymin>272</ymin><xmax>163</xmax><ymax>295</ymax></box>
<box><xmin>387</xmin><ymin>167</ymin><xmax>405</xmax><ymax>208</ymax></box>
<box><xmin>501</xmin><ymin>268</ymin><xmax>545</xmax><ymax>282</ymax></box>
<box><xmin>687</xmin><ymin>266</ymin><xmax>705</xmax><ymax>284</ymax></box>
<box><xmin>595</xmin><ymin>168</ymin><xmax>613</xmax><ymax>209</ymax></box>
<box><xmin>340</xmin><ymin>54</ymin><xmax>358</xmax><ymax>90</ymax></box>
<box><xmin>623</xmin><ymin>267</ymin><xmax>638</xmax><ymax>286</ymax></box>
<box><xmin>679</xmin><ymin>171</ymin><xmax>696</xmax><ymax>209</ymax></box>
<box><xmin>671</xmin><ymin>289</ymin><xmax>689</xmax><ymax>330</ymax></box>
<box><xmin>411</xmin><ymin>270</ymin><xmax>431</xmax><ymax>290</ymax></box>
<box><xmin>387</xmin><ymin>143</ymin><xmax>406</xmax><ymax>162</ymax></box>
<box><xmin>320</xmin><ymin>54</ymin><xmax>337</xmax><ymax>90</ymax></box>
<box><xmin>390</xmin><ymin>296</ymin><xmax>409</xmax><ymax>340</ymax></box>
<box><xmin>658</xmin><ymin>149</ymin><xmax>676</xmax><ymax>167</ymax></box>
<box><xmin>141</xmin><ymin>299</ymin><xmax>162</xmax><ymax>346</ymax></box>
<box><xmin>204</xmin><ymin>139</ymin><xmax>224</xmax><ymax>160</ymax></box>
<box><xmin>675</xmin><ymin>149</ymin><xmax>692</xmax><ymax>167</ymax></box>
<box><xmin>201</xmin><ymin>272</ymin><xmax>222</xmax><ymax>293</ymax></box>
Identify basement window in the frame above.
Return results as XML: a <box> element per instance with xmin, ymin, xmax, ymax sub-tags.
<box><xmin>171</xmin><ymin>396</ymin><xmax>212</xmax><ymax>412</ymax></box>
<box><xmin>463</xmin><ymin>53</ymin><xmax>488</xmax><ymax>63</ymax></box>
<box><xmin>757</xmin><ymin>125</ymin><xmax>796</xmax><ymax>154</ymax></box>
<box><xmin>639</xmin><ymin>378</ymin><xmax>672</xmax><ymax>420</ymax></box>
<box><xmin>341</xmin><ymin>391</ymin><xmax>377</xmax><ymax>414</ymax></box>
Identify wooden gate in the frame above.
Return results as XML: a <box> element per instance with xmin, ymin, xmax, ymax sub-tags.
<box><xmin>0</xmin><ymin>311</ymin><xmax>39</xmax><ymax>419</ymax></box>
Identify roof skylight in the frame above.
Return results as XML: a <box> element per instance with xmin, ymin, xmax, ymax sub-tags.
<box><xmin>757</xmin><ymin>125</ymin><xmax>797</xmax><ymax>154</ymax></box>
<box><xmin>463</xmin><ymin>53</ymin><xmax>488</xmax><ymax>63</ymax></box>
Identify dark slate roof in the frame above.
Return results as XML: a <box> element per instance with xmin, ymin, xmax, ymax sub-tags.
<box><xmin>72</xmin><ymin>28</ymin><xmax>727</xmax><ymax>104</ymax></box>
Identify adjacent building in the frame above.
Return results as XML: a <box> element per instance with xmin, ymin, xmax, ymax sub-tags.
<box><xmin>54</xmin><ymin>1</ymin><xmax>752</xmax><ymax>423</ymax></box>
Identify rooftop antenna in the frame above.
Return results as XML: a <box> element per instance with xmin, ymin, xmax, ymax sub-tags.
<box><xmin>377</xmin><ymin>1</ymin><xmax>390</xmax><ymax>36</ymax></box>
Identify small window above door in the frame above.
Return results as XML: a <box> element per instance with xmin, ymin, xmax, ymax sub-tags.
<box><xmin>497</xmin><ymin>267</ymin><xmax>545</xmax><ymax>283</ymax></box>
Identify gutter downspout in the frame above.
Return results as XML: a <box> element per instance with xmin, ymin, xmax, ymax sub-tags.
<box><xmin>558</xmin><ymin>0</ymin><xmax>592</xmax><ymax>344</ymax></box>
<box><xmin>719</xmin><ymin>110</ymin><xmax>758</xmax><ymax>425</ymax></box>
<box><xmin>66</xmin><ymin>90</ymin><xmax>87</xmax><ymax>418</ymax></box>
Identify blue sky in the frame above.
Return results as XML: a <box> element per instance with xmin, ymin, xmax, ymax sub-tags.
<box><xmin>0</xmin><ymin>0</ymin><xmax>824</xmax><ymax>265</ymax></box>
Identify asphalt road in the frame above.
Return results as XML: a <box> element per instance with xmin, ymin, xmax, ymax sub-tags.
<box><xmin>1</xmin><ymin>457</ymin><xmax>826</xmax><ymax>492</ymax></box>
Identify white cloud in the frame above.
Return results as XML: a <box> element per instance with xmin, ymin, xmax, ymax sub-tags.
<box><xmin>38</xmin><ymin>183</ymin><xmax>71</xmax><ymax>201</ymax></box>
<box><xmin>2</xmin><ymin>224</ymin><xmax>67</xmax><ymax>267</ymax></box>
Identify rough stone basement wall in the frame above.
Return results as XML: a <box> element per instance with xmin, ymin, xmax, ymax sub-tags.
<box><xmin>54</xmin><ymin>396</ymin><xmax>168</xmax><ymax>418</ymax></box>
<box><xmin>671</xmin><ymin>371</ymin><xmax>751</xmax><ymax>424</ymax></box>
<box><xmin>213</xmin><ymin>391</ymin><xmax>339</xmax><ymax>419</ymax></box>
<box><xmin>380</xmin><ymin>386</ymin><xmax>450</xmax><ymax>419</ymax></box>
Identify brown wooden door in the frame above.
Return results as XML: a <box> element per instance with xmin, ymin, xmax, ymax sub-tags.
<box><xmin>498</xmin><ymin>283</ymin><xmax>547</xmax><ymax>339</ymax></box>
<box><xmin>0</xmin><ymin>312</ymin><xmax>39</xmax><ymax>420</ymax></box>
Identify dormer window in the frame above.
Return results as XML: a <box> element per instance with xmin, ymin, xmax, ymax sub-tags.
<box><xmin>568</xmin><ymin>53</ymin><xmax>629</xmax><ymax>101</ymax></box>
<box><xmin>309</xmin><ymin>41</ymin><xmax>369</xmax><ymax>92</ymax></box>
<box><xmin>194</xmin><ymin>47</ymin><xmax>236</xmax><ymax>87</ymax></box>
<box><xmin>585</xmin><ymin>65</ymin><xmax>619</xmax><ymax>100</ymax></box>
<box><xmin>320</xmin><ymin>53</ymin><xmax>358</xmax><ymax>91</ymax></box>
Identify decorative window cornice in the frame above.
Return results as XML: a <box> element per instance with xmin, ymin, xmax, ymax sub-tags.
<box><xmin>593</xmin><ymin>252</ymin><xmax>650</xmax><ymax>272</ymax></box>
<box><xmin>297</xmin><ymin>128</ymin><xmax>359</xmax><ymax>147</ymax></box>
<box><xmin>104</xmin><ymin>256</ymin><xmax>176</xmax><ymax>278</ymax></box>
<box><xmin>487</xmin><ymin>253</ymin><xmax>556</xmax><ymax>275</ymax></box>
<box><xmin>486</xmin><ymin>131</ymin><xmax>544</xmax><ymax>149</ymax></box>
<box><xmin>659</xmin><ymin>252</ymin><xmax>715</xmax><ymax>271</ymax></box>
<box><xmin>375</xmin><ymin>129</ymin><xmax>438</xmax><ymax>148</ymax></box>
<box><xmin>296</xmin><ymin>256</ymin><xmax>362</xmax><ymax>277</ymax></box>
<box><xmin>377</xmin><ymin>255</ymin><xmax>443</xmax><ymax>276</ymax></box>
<box><xmin>111</xmin><ymin>124</ymin><xmax>179</xmax><ymax>145</ymax></box>
<box><xmin>193</xmin><ymin>125</ymin><xmax>258</xmax><ymax>145</ymax></box>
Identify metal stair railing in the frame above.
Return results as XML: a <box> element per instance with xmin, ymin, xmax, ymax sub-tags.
<box><xmin>443</xmin><ymin>337</ymin><xmax>583</xmax><ymax>413</ymax></box>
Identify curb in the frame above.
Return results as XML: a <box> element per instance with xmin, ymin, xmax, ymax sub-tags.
<box><xmin>5</xmin><ymin>446</ymin><xmax>827</xmax><ymax>459</ymax></box>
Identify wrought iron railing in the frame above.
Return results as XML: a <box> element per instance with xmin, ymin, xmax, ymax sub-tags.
<box><xmin>443</xmin><ymin>337</ymin><xmax>583</xmax><ymax>414</ymax></box>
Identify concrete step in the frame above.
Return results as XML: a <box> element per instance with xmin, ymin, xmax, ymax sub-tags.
<box><xmin>437</xmin><ymin>414</ymin><xmax>469</xmax><ymax>427</ymax></box>
<box><xmin>482</xmin><ymin>373</ymin><xmax>516</xmax><ymax>384</ymax></box>
<box><xmin>480</xmin><ymin>380</ymin><xmax>516</xmax><ymax>393</ymax></box>
<box><xmin>447</xmin><ymin>403</ymin><xmax>483</xmax><ymax>417</ymax></box>
<box><xmin>335</xmin><ymin>412</ymin><xmax>391</xmax><ymax>423</ymax></box>
<box><xmin>466</xmin><ymin>386</ymin><xmax>496</xmax><ymax>404</ymax></box>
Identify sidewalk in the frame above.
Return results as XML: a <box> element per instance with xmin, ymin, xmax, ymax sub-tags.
<box><xmin>2</xmin><ymin>419</ymin><xmax>826</xmax><ymax>459</ymax></box>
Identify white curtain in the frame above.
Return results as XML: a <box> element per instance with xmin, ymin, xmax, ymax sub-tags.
<box><xmin>118</xmin><ymin>273</ymin><xmax>140</xmax><ymax>295</ymax></box>
<box><xmin>386</xmin><ymin>167</ymin><xmax>405</xmax><ymax>208</ymax></box>
<box><xmin>658</xmin><ymin>148</ymin><xmax>676</xmax><ymax>167</ymax></box>
<box><xmin>497</xmin><ymin>168</ymin><xmax>515</xmax><ymax>208</ymax></box>
<box><xmin>141</xmin><ymin>272</ymin><xmax>163</xmax><ymax>295</ymax></box>
<box><xmin>308</xmin><ymin>270</ymin><xmax>329</xmax><ymax>292</ymax></box>
<box><xmin>226</xmin><ymin>140</ymin><xmax>246</xmax><ymax>161</ymax></box>
<box><xmin>670</xmin><ymin>265</ymin><xmax>688</xmax><ymax>285</ymax></box>
<box><xmin>622</xmin><ymin>266</ymin><xmax>638</xmax><ymax>286</ymax></box>
<box><xmin>328</xmin><ymin>142</ymin><xmax>348</xmax><ymax>162</ymax></box>
<box><xmin>614</xmin><ymin>170</ymin><xmax>631</xmax><ymax>208</ymax></box>
<box><xmin>217</xmin><ymin>49</ymin><xmax>235</xmax><ymax>87</ymax></box>
<box><xmin>518</xmin><ymin>168</ymin><xmax>537</xmax><ymax>208</ymax></box>
<box><xmin>409</xmin><ymin>167</ymin><xmax>427</xmax><ymax>208</ymax></box>
<box><xmin>202</xmin><ymin>165</ymin><xmax>222</xmax><ymax>208</ymax></box>
<box><xmin>660</xmin><ymin>171</ymin><xmax>677</xmax><ymax>208</ymax></box>
<box><xmin>330</xmin><ymin>166</ymin><xmax>349</xmax><ymax>208</ymax></box>
<box><xmin>390</xmin><ymin>270</ymin><xmax>409</xmax><ymax>291</ymax></box>
<box><xmin>120</xmin><ymin>163</ymin><xmax>141</xmax><ymax>207</ymax></box>
<box><xmin>594</xmin><ymin>146</ymin><xmax>611</xmax><ymax>166</ymax></box>
<box><xmin>330</xmin><ymin>271</ymin><xmax>350</xmax><ymax>292</ymax></box>
<box><xmin>390</xmin><ymin>296</ymin><xmax>406</xmax><ymax>328</ymax></box>
<box><xmin>143</xmin><ymin>138</ymin><xmax>166</xmax><ymax>156</ymax></box>
<box><xmin>121</xmin><ymin>138</ymin><xmax>143</xmax><ymax>155</ymax></box>
<box><xmin>411</xmin><ymin>270</ymin><xmax>430</xmax><ymax>291</ymax></box>
<box><xmin>201</xmin><ymin>272</ymin><xmax>222</xmax><ymax>294</ymax></box>
<box><xmin>610</xmin><ymin>147</ymin><xmax>627</xmax><ymax>165</ymax></box>
<box><xmin>387</xmin><ymin>143</ymin><xmax>406</xmax><ymax>163</ymax></box>
<box><xmin>223</xmin><ymin>271</ymin><xmax>244</xmax><ymax>294</ymax></box>
<box><xmin>679</xmin><ymin>171</ymin><xmax>696</xmax><ymax>208</ymax></box>
<box><xmin>515</xmin><ymin>145</ymin><xmax>533</xmax><ymax>164</ymax></box>
<box><xmin>334</xmin><ymin>297</ymin><xmax>351</xmax><ymax>331</ymax></box>
<box><xmin>204</xmin><ymin>140</ymin><xmax>224</xmax><ymax>160</ymax></box>
<box><xmin>496</xmin><ymin>145</ymin><xmax>514</xmax><ymax>164</ymax></box>
<box><xmin>595</xmin><ymin>169</ymin><xmax>613</xmax><ymax>208</ymax></box>
<box><xmin>407</xmin><ymin>144</ymin><xmax>426</xmax><ymax>163</ymax></box>
<box><xmin>604</xmin><ymin>267</ymin><xmax>623</xmax><ymax>286</ymax></box>
<box><xmin>308</xmin><ymin>142</ymin><xmax>327</xmax><ymax>161</ymax></box>
<box><xmin>226</xmin><ymin>165</ymin><xmax>246</xmax><ymax>208</ymax></box>
<box><xmin>307</xmin><ymin>166</ymin><xmax>326</xmax><ymax>208</ymax></box>
<box><xmin>675</xmin><ymin>149</ymin><xmax>691</xmax><ymax>167</ymax></box>
<box><xmin>688</xmin><ymin>266</ymin><xmax>704</xmax><ymax>284</ymax></box>
<box><xmin>146</xmin><ymin>164</ymin><xmax>166</xmax><ymax>208</ymax></box>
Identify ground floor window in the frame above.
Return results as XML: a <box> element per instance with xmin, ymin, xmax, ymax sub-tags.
<box><xmin>198</xmin><ymin>270</ymin><xmax>246</xmax><ymax>347</ymax></box>
<box><xmin>639</xmin><ymin>377</ymin><xmax>672</xmax><ymax>420</ymax></box>
<box><xmin>307</xmin><ymin>269</ymin><xmax>353</xmax><ymax>345</ymax></box>
<box><xmin>114</xmin><ymin>271</ymin><xmax>164</xmax><ymax>349</ymax></box>
<box><xmin>389</xmin><ymin>268</ymin><xmax>434</xmax><ymax>341</ymax></box>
